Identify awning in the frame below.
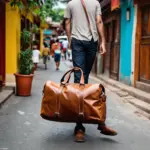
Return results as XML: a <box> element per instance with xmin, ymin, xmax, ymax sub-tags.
<box><xmin>44</xmin><ymin>30</ymin><xmax>52</xmax><ymax>35</ymax></box>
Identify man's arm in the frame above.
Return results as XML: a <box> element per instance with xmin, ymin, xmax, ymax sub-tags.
<box><xmin>96</xmin><ymin>15</ymin><xmax>106</xmax><ymax>54</ymax></box>
<box><xmin>64</xmin><ymin>2</ymin><xmax>71</xmax><ymax>49</ymax></box>
<box><xmin>65</xmin><ymin>18</ymin><xmax>71</xmax><ymax>49</ymax></box>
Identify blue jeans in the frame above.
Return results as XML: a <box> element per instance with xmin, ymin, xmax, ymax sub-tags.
<box><xmin>71</xmin><ymin>38</ymin><xmax>98</xmax><ymax>84</ymax></box>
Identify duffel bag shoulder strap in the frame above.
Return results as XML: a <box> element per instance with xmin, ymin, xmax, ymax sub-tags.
<box><xmin>81</xmin><ymin>0</ymin><xmax>92</xmax><ymax>34</ymax></box>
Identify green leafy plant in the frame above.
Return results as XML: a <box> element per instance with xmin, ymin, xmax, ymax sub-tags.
<box><xmin>10</xmin><ymin>0</ymin><xmax>24</xmax><ymax>10</ymax></box>
<box><xmin>21</xmin><ymin>29</ymin><xmax>31</xmax><ymax>50</ymax></box>
<box><xmin>19</xmin><ymin>48</ymin><xmax>33</xmax><ymax>75</ymax></box>
<box><xmin>19</xmin><ymin>29</ymin><xmax>33</xmax><ymax>75</ymax></box>
<box><xmin>33</xmin><ymin>0</ymin><xmax>61</xmax><ymax>22</ymax></box>
<box><xmin>10</xmin><ymin>0</ymin><xmax>38</xmax><ymax>15</ymax></box>
<box><xmin>51</xmin><ymin>8</ymin><xmax>64</xmax><ymax>22</ymax></box>
<box><xmin>31</xmin><ymin>24</ymin><xmax>39</xmax><ymax>33</ymax></box>
<box><xmin>10</xmin><ymin>0</ymin><xmax>62</xmax><ymax>23</ymax></box>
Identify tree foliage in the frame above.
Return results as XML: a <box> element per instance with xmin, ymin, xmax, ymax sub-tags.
<box><xmin>10</xmin><ymin>0</ymin><xmax>63</xmax><ymax>22</ymax></box>
<box><xmin>51</xmin><ymin>8</ymin><xmax>64</xmax><ymax>22</ymax></box>
<box><xmin>35</xmin><ymin>0</ymin><xmax>64</xmax><ymax>23</ymax></box>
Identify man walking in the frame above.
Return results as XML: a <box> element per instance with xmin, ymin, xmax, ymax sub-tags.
<box><xmin>64</xmin><ymin>0</ymin><xmax>117</xmax><ymax>142</ymax></box>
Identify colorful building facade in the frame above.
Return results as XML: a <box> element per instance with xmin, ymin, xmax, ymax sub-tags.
<box><xmin>94</xmin><ymin>0</ymin><xmax>150</xmax><ymax>93</ymax></box>
<box><xmin>119</xmin><ymin>0</ymin><xmax>135</xmax><ymax>85</ymax></box>
<box><xmin>0</xmin><ymin>1</ymin><xmax>44</xmax><ymax>87</ymax></box>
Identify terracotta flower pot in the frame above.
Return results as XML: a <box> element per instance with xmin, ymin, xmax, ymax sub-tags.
<box><xmin>14</xmin><ymin>73</ymin><xmax>34</xmax><ymax>96</ymax></box>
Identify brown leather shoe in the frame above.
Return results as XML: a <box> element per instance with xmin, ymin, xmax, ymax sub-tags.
<box><xmin>74</xmin><ymin>130</ymin><xmax>85</xmax><ymax>142</ymax></box>
<box><xmin>98</xmin><ymin>126</ymin><xmax>117</xmax><ymax>136</ymax></box>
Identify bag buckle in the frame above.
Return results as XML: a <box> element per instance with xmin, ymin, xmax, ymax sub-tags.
<box><xmin>101</xmin><ymin>95</ymin><xmax>106</xmax><ymax>102</ymax></box>
<box><xmin>54</xmin><ymin>112</ymin><xmax>60</xmax><ymax>118</ymax></box>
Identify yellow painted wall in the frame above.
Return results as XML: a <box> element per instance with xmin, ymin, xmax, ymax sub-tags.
<box><xmin>6</xmin><ymin>3</ymin><xmax>21</xmax><ymax>83</ymax></box>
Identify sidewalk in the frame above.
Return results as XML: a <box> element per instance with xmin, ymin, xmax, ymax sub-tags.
<box><xmin>90</xmin><ymin>74</ymin><xmax>150</xmax><ymax>119</ymax></box>
<box><xmin>96</xmin><ymin>74</ymin><xmax>150</xmax><ymax>103</ymax></box>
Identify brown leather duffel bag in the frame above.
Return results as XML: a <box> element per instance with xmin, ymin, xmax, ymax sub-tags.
<box><xmin>40</xmin><ymin>67</ymin><xmax>106</xmax><ymax>124</ymax></box>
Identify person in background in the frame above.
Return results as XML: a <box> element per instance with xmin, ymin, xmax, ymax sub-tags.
<box><xmin>52</xmin><ymin>39</ymin><xmax>61</xmax><ymax>70</ymax></box>
<box><xmin>51</xmin><ymin>39</ymin><xmax>58</xmax><ymax>57</ymax></box>
<box><xmin>50</xmin><ymin>36</ymin><xmax>55</xmax><ymax>49</ymax></box>
<box><xmin>42</xmin><ymin>42</ymin><xmax>50</xmax><ymax>70</ymax></box>
<box><xmin>32</xmin><ymin>45</ymin><xmax>40</xmax><ymax>72</ymax></box>
<box><xmin>59</xmin><ymin>41</ymin><xmax>64</xmax><ymax>60</ymax></box>
<box><xmin>62</xmin><ymin>39</ymin><xmax>69</xmax><ymax>60</ymax></box>
<box><xmin>60</xmin><ymin>41</ymin><xmax>64</xmax><ymax>51</ymax></box>
<box><xmin>43</xmin><ymin>40</ymin><xmax>50</xmax><ymax>60</ymax></box>
<box><xmin>61</xmin><ymin>49</ymin><xmax>65</xmax><ymax>61</ymax></box>
<box><xmin>67</xmin><ymin>48</ymin><xmax>72</xmax><ymax>61</ymax></box>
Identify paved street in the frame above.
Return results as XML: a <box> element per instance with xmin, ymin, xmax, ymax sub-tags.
<box><xmin>0</xmin><ymin>59</ymin><xmax>150</xmax><ymax>150</ymax></box>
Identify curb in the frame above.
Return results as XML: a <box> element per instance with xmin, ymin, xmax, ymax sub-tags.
<box><xmin>0</xmin><ymin>89</ymin><xmax>14</xmax><ymax>108</ymax></box>
<box><xmin>126</xmin><ymin>97</ymin><xmax>150</xmax><ymax>115</ymax></box>
<box><xmin>95</xmin><ymin>75</ymin><xmax>150</xmax><ymax>104</ymax></box>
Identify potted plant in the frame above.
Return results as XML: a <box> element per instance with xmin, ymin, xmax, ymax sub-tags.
<box><xmin>14</xmin><ymin>29</ymin><xmax>34</xmax><ymax>96</ymax></box>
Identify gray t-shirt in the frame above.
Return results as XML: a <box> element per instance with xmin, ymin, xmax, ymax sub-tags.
<box><xmin>64</xmin><ymin>0</ymin><xmax>102</xmax><ymax>42</ymax></box>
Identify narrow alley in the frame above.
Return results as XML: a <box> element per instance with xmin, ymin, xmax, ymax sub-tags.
<box><xmin>0</xmin><ymin>60</ymin><xmax>150</xmax><ymax>150</ymax></box>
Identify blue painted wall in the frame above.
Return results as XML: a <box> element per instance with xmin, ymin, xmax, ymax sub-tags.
<box><xmin>119</xmin><ymin>0</ymin><xmax>134</xmax><ymax>85</ymax></box>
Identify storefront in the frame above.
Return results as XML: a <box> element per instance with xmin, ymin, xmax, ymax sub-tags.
<box><xmin>101</xmin><ymin>0</ymin><xmax>121</xmax><ymax>81</ymax></box>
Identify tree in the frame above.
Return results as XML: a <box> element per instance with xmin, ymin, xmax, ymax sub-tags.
<box><xmin>50</xmin><ymin>8</ymin><xmax>64</xmax><ymax>22</ymax></box>
<box><xmin>35</xmin><ymin>0</ymin><xmax>59</xmax><ymax>21</ymax></box>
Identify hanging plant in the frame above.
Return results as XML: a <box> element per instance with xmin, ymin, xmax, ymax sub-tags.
<box><xmin>10</xmin><ymin>0</ymin><xmax>24</xmax><ymax>10</ymax></box>
<box><xmin>10</xmin><ymin>0</ymin><xmax>39</xmax><ymax>15</ymax></box>
<box><xmin>31</xmin><ymin>24</ymin><xmax>40</xmax><ymax>33</ymax></box>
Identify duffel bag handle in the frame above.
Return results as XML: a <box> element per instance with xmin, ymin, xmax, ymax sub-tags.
<box><xmin>60</xmin><ymin>67</ymin><xmax>85</xmax><ymax>85</ymax></box>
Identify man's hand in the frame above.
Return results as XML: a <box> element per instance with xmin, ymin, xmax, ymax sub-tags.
<box><xmin>99</xmin><ymin>42</ymin><xmax>106</xmax><ymax>55</ymax></box>
<box><xmin>68</xmin><ymin>38</ymin><xmax>71</xmax><ymax>50</ymax></box>
<box><xmin>96</xmin><ymin>15</ymin><xmax>106</xmax><ymax>55</ymax></box>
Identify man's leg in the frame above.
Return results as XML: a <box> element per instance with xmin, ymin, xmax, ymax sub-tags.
<box><xmin>84</xmin><ymin>39</ymin><xmax>98</xmax><ymax>83</ymax></box>
<box><xmin>71</xmin><ymin>38</ymin><xmax>86</xmax><ymax>142</ymax></box>
<box><xmin>45</xmin><ymin>56</ymin><xmax>48</xmax><ymax>70</ymax></box>
<box><xmin>64</xmin><ymin>51</ymin><xmax>67</xmax><ymax>60</ymax></box>
<box><xmin>71</xmin><ymin>38</ymin><xmax>86</xmax><ymax>83</ymax></box>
